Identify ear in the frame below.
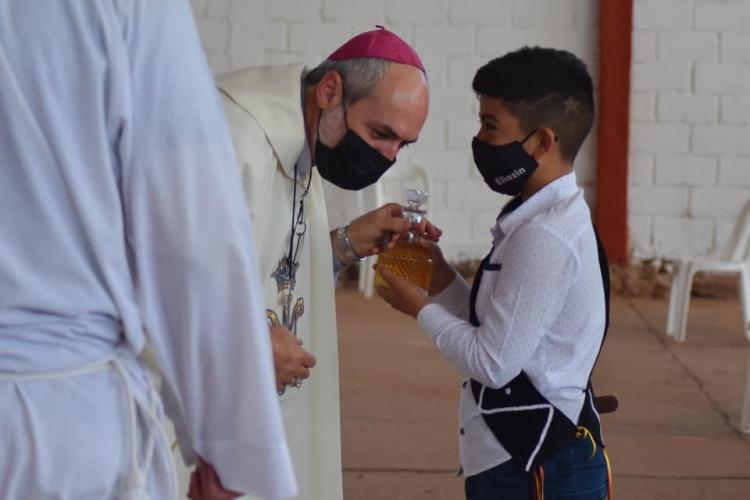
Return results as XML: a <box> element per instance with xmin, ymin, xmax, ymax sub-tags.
<box><xmin>529</xmin><ymin>127</ymin><xmax>557</xmax><ymax>161</ymax></box>
<box><xmin>316</xmin><ymin>71</ymin><xmax>344</xmax><ymax>111</ymax></box>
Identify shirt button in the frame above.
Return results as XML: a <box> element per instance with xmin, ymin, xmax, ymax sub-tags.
<box><xmin>505</xmin><ymin>388</ymin><xmax>512</xmax><ymax>396</ymax></box>
<box><xmin>462</xmin><ymin>381</ymin><xmax>467</xmax><ymax>388</ymax></box>
<box><xmin>460</xmin><ymin>428</ymin><xmax>465</xmax><ymax>436</ymax></box>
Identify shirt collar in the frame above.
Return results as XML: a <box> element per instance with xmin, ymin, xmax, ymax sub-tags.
<box><xmin>492</xmin><ymin>172</ymin><xmax>580</xmax><ymax>242</ymax></box>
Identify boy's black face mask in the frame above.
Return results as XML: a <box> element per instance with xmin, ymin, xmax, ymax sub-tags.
<box><xmin>315</xmin><ymin>103</ymin><xmax>395</xmax><ymax>191</ymax></box>
<box><xmin>472</xmin><ymin>129</ymin><xmax>539</xmax><ymax>196</ymax></box>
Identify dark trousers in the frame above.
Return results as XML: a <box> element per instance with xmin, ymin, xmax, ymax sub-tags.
<box><xmin>465</xmin><ymin>436</ymin><xmax>609</xmax><ymax>500</ymax></box>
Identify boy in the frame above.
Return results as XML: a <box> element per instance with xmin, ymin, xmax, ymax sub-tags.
<box><xmin>378</xmin><ymin>47</ymin><xmax>612</xmax><ymax>499</ymax></box>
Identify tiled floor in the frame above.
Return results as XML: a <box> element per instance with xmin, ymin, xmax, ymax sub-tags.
<box><xmin>337</xmin><ymin>289</ymin><xmax>750</xmax><ymax>499</ymax></box>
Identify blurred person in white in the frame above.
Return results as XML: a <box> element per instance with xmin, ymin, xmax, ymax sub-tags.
<box><xmin>0</xmin><ymin>1</ymin><xmax>295</xmax><ymax>499</ymax></box>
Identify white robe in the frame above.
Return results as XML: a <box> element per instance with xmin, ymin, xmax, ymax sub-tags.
<box><xmin>0</xmin><ymin>1</ymin><xmax>295</xmax><ymax>498</ymax></box>
<box><xmin>212</xmin><ymin>64</ymin><xmax>344</xmax><ymax>500</ymax></box>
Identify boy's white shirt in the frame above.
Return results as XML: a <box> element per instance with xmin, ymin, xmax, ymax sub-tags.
<box><xmin>417</xmin><ymin>172</ymin><xmax>606</xmax><ymax>477</ymax></box>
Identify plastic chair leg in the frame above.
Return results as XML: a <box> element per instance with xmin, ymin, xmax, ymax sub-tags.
<box><xmin>675</xmin><ymin>262</ymin><xmax>696</xmax><ymax>343</ymax></box>
<box><xmin>357</xmin><ymin>260</ymin><xmax>367</xmax><ymax>294</ymax></box>
<box><xmin>355</xmin><ymin>181</ymin><xmax>384</xmax><ymax>299</ymax></box>
<box><xmin>741</xmin><ymin>351</ymin><xmax>750</xmax><ymax>433</ymax></box>
<box><xmin>739</xmin><ymin>265</ymin><xmax>750</xmax><ymax>343</ymax></box>
<box><xmin>666</xmin><ymin>261</ymin><xmax>685</xmax><ymax>337</ymax></box>
<box><xmin>363</xmin><ymin>255</ymin><xmax>376</xmax><ymax>299</ymax></box>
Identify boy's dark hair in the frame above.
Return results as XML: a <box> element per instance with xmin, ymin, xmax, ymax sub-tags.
<box><xmin>472</xmin><ymin>46</ymin><xmax>595</xmax><ymax>163</ymax></box>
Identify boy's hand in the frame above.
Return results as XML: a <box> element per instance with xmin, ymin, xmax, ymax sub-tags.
<box><xmin>415</xmin><ymin>238</ymin><xmax>457</xmax><ymax>297</ymax></box>
<box><xmin>376</xmin><ymin>266</ymin><xmax>430</xmax><ymax>318</ymax></box>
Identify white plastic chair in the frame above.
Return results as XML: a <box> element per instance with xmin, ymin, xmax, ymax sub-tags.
<box><xmin>664</xmin><ymin>199</ymin><xmax>750</xmax><ymax>433</ymax></box>
<box><xmin>357</xmin><ymin>165</ymin><xmax>432</xmax><ymax>298</ymax></box>
<box><xmin>666</xmin><ymin>199</ymin><xmax>750</xmax><ymax>343</ymax></box>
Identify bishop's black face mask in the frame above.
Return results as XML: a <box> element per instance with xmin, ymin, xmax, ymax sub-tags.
<box><xmin>472</xmin><ymin>129</ymin><xmax>539</xmax><ymax>196</ymax></box>
<box><xmin>315</xmin><ymin>101</ymin><xmax>395</xmax><ymax>191</ymax></box>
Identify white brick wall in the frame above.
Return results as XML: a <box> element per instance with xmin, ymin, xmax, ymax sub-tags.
<box><xmin>694</xmin><ymin>1</ymin><xmax>749</xmax><ymax>32</ymax></box>
<box><xmin>629</xmin><ymin>215</ymin><xmax>653</xmax><ymax>256</ymax></box>
<box><xmin>719</xmin><ymin>156</ymin><xmax>750</xmax><ymax>186</ymax></box>
<box><xmin>629</xmin><ymin>0</ymin><xmax>750</xmax><ymax>260</ymax></box>
<box><xmin>448</xmin><ymin>0</ymin><xmax>509</xmax><ymax>25</ymax></box>
<box><xmin>190</xmin><ymin>1</ymin><xmax>750</xmax><ymax>263</ymax></box>
<box><xmin>634</xmin><ymin>0</ymin><xmax>693</xmax><ymax>30</ymax></box>
<box><xmin>653</xmin><ymin>154</ymin><xmax>718</xmax><ymax>186</ymax></box>
<box><xmin>323</xmin><ymin>0</ymin><xmax>386</xmax><ymax>22</ymax></box>
<box><xmin>633</xmin><ymin>32</ymin><xmax>657</xmax><ymax>61</ymax></box>
<box><xmin>630</xmin><ymin>154</ymin><xmax>655</xmax><ymax>185</ymax></box>
<box><xmin>658</xmin><ymin>32</ymin><xmax>718</xmax><ymax>61</ymax></box>
<box><xmin>632</xmin><ymin>61</ymin><xmax>692</xmax><ymax>91</ymax></box>
<box><xmin>629</xmin><ymin>186</ymin><xmax>691</xmax><ymax>216</ymax></box>
<box><xmin>694</xmin><ymin>61</ymin><xmax>748</xmax><ymax>93</ymax></box>
<box><xmin>690</xmin><ymin>187</ymin><xmax>750</xmax><ymax>217</ymax></box>
<box><xmin>653</xmin><ymin>216</ymin><xmax>715</xmax><ymax>255</ymax></box>
<box><xmin>630</xmin><ymin>123</ymin><xmax>691</xmax><ymax>153</ymax></box>
<box><xmin>657</xmin><ymin>92</ymin><xmax>718</xmax><ymax>123</ymax></box>
<box><xmin>190</xmin><ymin>0</ymin><xmax>600</xmax><ymax>260</ymax></box>
<box><xmin>631</xmin><ymin>91</ymin><xmax>656</xmax><ymax>121</ymax></box>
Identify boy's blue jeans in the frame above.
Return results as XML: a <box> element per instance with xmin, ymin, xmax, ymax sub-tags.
<box><xmin>465</xmin><ymin>435</ymin><xmax>609</xmax><ymax>500</ymax></box>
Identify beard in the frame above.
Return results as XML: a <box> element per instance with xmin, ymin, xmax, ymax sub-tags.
<box><xmin>316</xmin><ymin>104</ymin><xmax>348</xmax><ymax>148</ymax></box>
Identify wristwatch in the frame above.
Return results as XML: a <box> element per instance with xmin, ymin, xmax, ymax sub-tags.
<box><xmin>335</xmin><ymin>225</ymin><xmax>364</xmax><ymax>266</ymax></box>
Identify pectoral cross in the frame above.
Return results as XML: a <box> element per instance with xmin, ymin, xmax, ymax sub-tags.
<box><xmin>266</xmin><ymin>298</ymin><xmax>305</xmax><ymax>334</ymax></box>
<box><xmin>266</xmin><ymin>257</ymin><xmax>305</xmax><ymax>335</ymax></box>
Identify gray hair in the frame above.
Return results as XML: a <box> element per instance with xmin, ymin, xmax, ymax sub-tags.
<box><xmin>303</xmin><ymin>58</ymin><xmax>392</xmax><ymax>105</ymax></box>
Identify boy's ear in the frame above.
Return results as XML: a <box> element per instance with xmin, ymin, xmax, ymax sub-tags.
<box><xmin>530</xmin><ymin>127</ymin><xmax>557</xmax><ymax>161</ymax></box>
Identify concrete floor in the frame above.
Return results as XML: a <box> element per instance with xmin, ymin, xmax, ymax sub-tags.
<box><xmin>337</xmin><ymin>289</ymin><xmax>750</xmax><ymax>499</ymax></box>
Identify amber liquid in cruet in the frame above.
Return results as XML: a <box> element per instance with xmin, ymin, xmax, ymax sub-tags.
<box><xmin>375</xmin><ymin>188</ymin><xmax>433</xmax><ymax>291</ymax></box>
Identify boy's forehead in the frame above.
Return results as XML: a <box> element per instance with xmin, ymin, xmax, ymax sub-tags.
<box><xmin>478</xmin><ymin>96</ymin><xmax>518</xmax><ymax>124</ymax></box>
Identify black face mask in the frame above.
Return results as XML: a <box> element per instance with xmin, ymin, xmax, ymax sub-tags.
<box><xmin>315</xmin><ymin>105</ymin><xmax>395</xmax><ymax>191</ymax></box>
<box><xmin>472</xmin><ymin>130</ymin><xmax>539</xmax><ymax>196</ymax></box>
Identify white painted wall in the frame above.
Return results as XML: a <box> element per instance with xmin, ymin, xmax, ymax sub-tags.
<box><xmin>190</xmin><ymin>0</ymin><xmax>599</xmax><ymax>260</ymax></box>
<box><xmin>629</xmin><ymin>0</ymin><xmax>750</xmax><ymax>260</ymax></box>
<box><xmin>190</xmin><ymin>0</ymin><xmax>750</xmax><ymax>263</ymax></box>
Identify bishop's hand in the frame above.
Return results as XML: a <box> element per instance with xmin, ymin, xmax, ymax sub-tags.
<box><xmin>345</xmin><ymin>202</ymin><xmax>443</xmax><ymax>257</ymax></box>
<box><xmin>270</xmin><ymin>324</ymin><xmax>317</xmax><ymax>393</ymax></box>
